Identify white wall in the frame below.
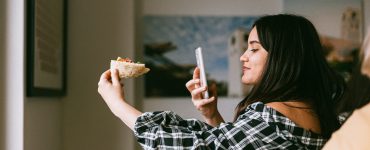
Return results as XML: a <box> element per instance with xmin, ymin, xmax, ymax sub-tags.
<box><xmin>1</xmin><ymin>0</ymin><xmax>24</xmax><ymax>149</ymax></box>
<box><xmin>141</xmin><ymin>0</ymin><xmax>283</xmax><ymax>122</ymax></box>
<box><xmin>63</xmin><ymin>0</ymin><xmax>137</xmax><ymax>150</ymax></box>
<box><xmin>0</xmin><ymin>0</ymin><xmax>64</xmax><ymax>150</ymax></box>
<box><xmin>284</xmin><ymin>0</ymin><xmax>363</xmax><ymax>39</ymax></box>
<box><xmin>0</xmin><ymin>0</ymin><xmax>63</xmax><ymax>150</ymax></box>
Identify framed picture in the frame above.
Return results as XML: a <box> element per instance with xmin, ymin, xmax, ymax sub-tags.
<box><xmin>26</xmin><ymin>0</ymin><xmax>67</xmax><ymax>97</ymax></box>
<box><xmin>143</xmin><ymin>16</ymin><xmax>258</xmax><ymax>98</ymax></box>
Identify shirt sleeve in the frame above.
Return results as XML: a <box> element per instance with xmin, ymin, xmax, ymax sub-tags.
<box><xmin>134</xmin><ymin>110</ymin><xmax>300</xmax><ymax>150</ymax></box>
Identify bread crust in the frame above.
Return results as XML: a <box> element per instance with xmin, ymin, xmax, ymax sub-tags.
<box><xmin>110</xmin><ymin>60</ymin><xmax>150</xmax><ymax>78</ymax></box>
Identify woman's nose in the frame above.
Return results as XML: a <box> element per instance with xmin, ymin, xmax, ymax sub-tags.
<box><xmin>240</xmin><ymin>51</ymin><xmax>248</xmax><ymax>62</ymax></box>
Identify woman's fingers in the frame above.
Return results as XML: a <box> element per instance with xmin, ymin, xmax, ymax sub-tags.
<box><xmin>100</xmin><ymin>70</ymin><xmax>111</xmax><ymax>80</ymax></box>
<box><xmin>191</xmin><ymin>86</ymin><xmax>207</xmax><ymax>99</ymax></box>
<box><xmin>98</xmin><ymin>70</ymin><xmax>111</xmax><ymax>86</ymax></box>
<box><xmin>193</xmin><ymin>97</ymin><xmax>216</xmax><ymax>110</ymax></box>
<box><xmin>111</xmin><ymin>69</ymin><xmax>121</xmax><ymax>86</ymax></box>
<box><xmin>193</xmin><ymin>67</ymin><xmax>200</xmax><ymax>79</ymax></box>
<box><xmin>193</xmin><ymin>68</ymin><xmax>200</xmax><ymax>89</ymax></box>
<box><xmin>185</xmin><ymin>68</ymin><xmax>202</xmax><ymax>94</ymax></box>
<box><xmin>185</xmin><ymin>79</ymin><xmax>200</xmax><ymax>91</ymax></box>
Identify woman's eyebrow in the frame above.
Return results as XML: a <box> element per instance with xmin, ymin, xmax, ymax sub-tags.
<box><xmin>249</xmin><ymin>40</ymin><xmax>260</xmax><ymax>44</ymax></box>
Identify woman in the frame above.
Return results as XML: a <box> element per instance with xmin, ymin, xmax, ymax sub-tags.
<box><xmin>98</xmin><ymin>14</ymin><xmax>345</xmax><ymax>149</ymax></box>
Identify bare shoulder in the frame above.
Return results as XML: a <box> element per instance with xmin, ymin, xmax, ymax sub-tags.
<box><xmin>266</xmin><ymin>101</ymin><xmax>321</xmax><ymax>134</ymax></box>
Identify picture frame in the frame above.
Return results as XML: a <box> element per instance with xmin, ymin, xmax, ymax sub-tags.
<box><xmin>143</xmin><ymin>16</ymin><xmax>258</xmax><ymax>98</ymax></box>
<box><xmin>26</xmin><ymin>0</ymin><xmax>67</xmax><ymax>97</ymax></box>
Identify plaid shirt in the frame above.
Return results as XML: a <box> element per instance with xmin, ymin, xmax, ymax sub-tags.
<box><xmin>134</xmin><ymin>102</ymin><xmax>326</xmax><ymax>150</ymax></box>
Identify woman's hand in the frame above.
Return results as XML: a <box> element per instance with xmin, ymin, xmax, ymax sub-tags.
<box><xmin>98</xmin><ymin>69</ymin><xmax>125</xmax><ymax>115</ymax></box>
<box><xmin>186</xmin><ymin>67</ymin><xmax>224</xmax><ymax>126</ymax></box>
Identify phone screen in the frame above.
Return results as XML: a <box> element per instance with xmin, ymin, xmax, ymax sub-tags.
<box><xmin>195</xmin><ymin>47</ymin><xmax>209</xmax><ymax>99</ymax></box>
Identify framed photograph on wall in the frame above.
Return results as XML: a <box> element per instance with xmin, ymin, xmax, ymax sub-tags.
<box><xmin>26</xmin><ymin>0</ymin><xmax>67</xmax><ymax>97</ymax></box>
<box><xmin>143</xmin><ymin>16</ymin><xmax>258</xmax><ymax>98</ymax></box>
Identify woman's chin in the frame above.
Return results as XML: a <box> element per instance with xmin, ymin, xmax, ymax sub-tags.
<box><xmin>241</xmin><ymin>79</ymin><xmax>252</xmax><ymax>85</ymax></box>
<box><xmin>243</xmin><ymin>82</ymin><xmax>254</xmax><ymax>85</ymax></box>
<box><xmin>241</xmin><ymin>77</ymin><xmax>257</xmax><ymax>85</ymax></box>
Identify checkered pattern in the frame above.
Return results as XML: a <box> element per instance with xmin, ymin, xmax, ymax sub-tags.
<box><xmin>134</xmin><ymin>102</ymin><xmax>326</xmax><ymax>150</ymax></box>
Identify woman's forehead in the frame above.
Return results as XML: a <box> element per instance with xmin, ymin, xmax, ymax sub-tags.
<box><xmin>248</xmin><ymin>27</ymin><xmax>259</xmax><ymax>43</ymax></box>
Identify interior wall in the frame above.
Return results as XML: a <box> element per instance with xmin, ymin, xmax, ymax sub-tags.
<box><xmin>0</xmin><ymin>0</ymin><xmax>7</xmax><ymax>149</ymax></box>
<box><xmin>24</xmin><ymin>99</ymin><xmax>62</xmax><ymax>150</ymax></box>
<box><xmin>22</xmin><ymin>0</ymin><xmax>64</xmax><ymax>149</ymax></box>
<box><xmin>63</xmin><ymin>0</ymin><xmax>136</xmax><ymax>150</ymax></box>
<box><xmin>0</xmin><ymin>0</ymin><xmax>63</xmax><ymax>149</ymax></box>
<box><xmin>142</xmin><ymin>0</ymin><xmax>283</xmax><ymax>16</ymax></box>
<box><xmin>1</xmin><ymin>0</ymin><xmax>366</xmax><ymax>150</ymax></box>
<box><xmin>284</xmin><ymin>0</ymin><xmax>363</xmax><ymax>39</ymax></box>
<box><xmin>141</xmin><ymin>0</ymin><xmax>283</xmax><ymax>122</ymax></box>
<box><xmin>365</xmin><ymin>0</ymin><xmax>370</xmax><ymax>33</ymax></box>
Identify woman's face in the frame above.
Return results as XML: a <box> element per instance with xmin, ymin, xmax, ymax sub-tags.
<box><xmin>240</xmin><ymin>27</ymin><xmax>268</xmax><ymax>85</ymax></box>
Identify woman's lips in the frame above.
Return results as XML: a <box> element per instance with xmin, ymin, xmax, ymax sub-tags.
<box><xmin>242</xmin><ymin>66</ymin><xmax>250</xmax><ymax>71</ymax></box>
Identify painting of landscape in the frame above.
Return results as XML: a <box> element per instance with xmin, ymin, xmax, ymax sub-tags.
<box><xmin>143</xmin><ymin>16</ymin><xmax>258</xmax><ymax>97</ymax></box>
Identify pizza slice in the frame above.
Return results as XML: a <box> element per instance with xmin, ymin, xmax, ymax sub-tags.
<box><xmin>110</xmin><ymin>57</ymin><xmax>150</xmax><ymax>78</ymax></box>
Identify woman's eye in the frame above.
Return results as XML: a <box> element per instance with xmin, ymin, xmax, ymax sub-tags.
<box><xmin>250</xmin><ymin>49</ymin><xmax>258</xmax><ymax>52</ymax></box>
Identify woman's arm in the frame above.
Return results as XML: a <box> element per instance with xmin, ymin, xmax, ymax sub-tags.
<box><xmin>203</xmin><ymin>111</ymin><xmax>224</xmax><ymax>127</ymax></box>
<box><xmin>98</xmin><ymin>69</ymin><xmax>142</xmax><ymax>130</ymax></box>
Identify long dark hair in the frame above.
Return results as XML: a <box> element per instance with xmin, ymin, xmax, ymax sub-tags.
<box><xmin>234</xmin><ymin>14</ymin><xmax>345</xmax><ymax>138</ymax></box>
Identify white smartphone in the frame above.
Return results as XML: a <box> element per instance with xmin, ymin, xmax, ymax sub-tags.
<box><xmin>195</xmin><ymin>47</ymin><xmax>209</xmax><ymax>99</ymax></box>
